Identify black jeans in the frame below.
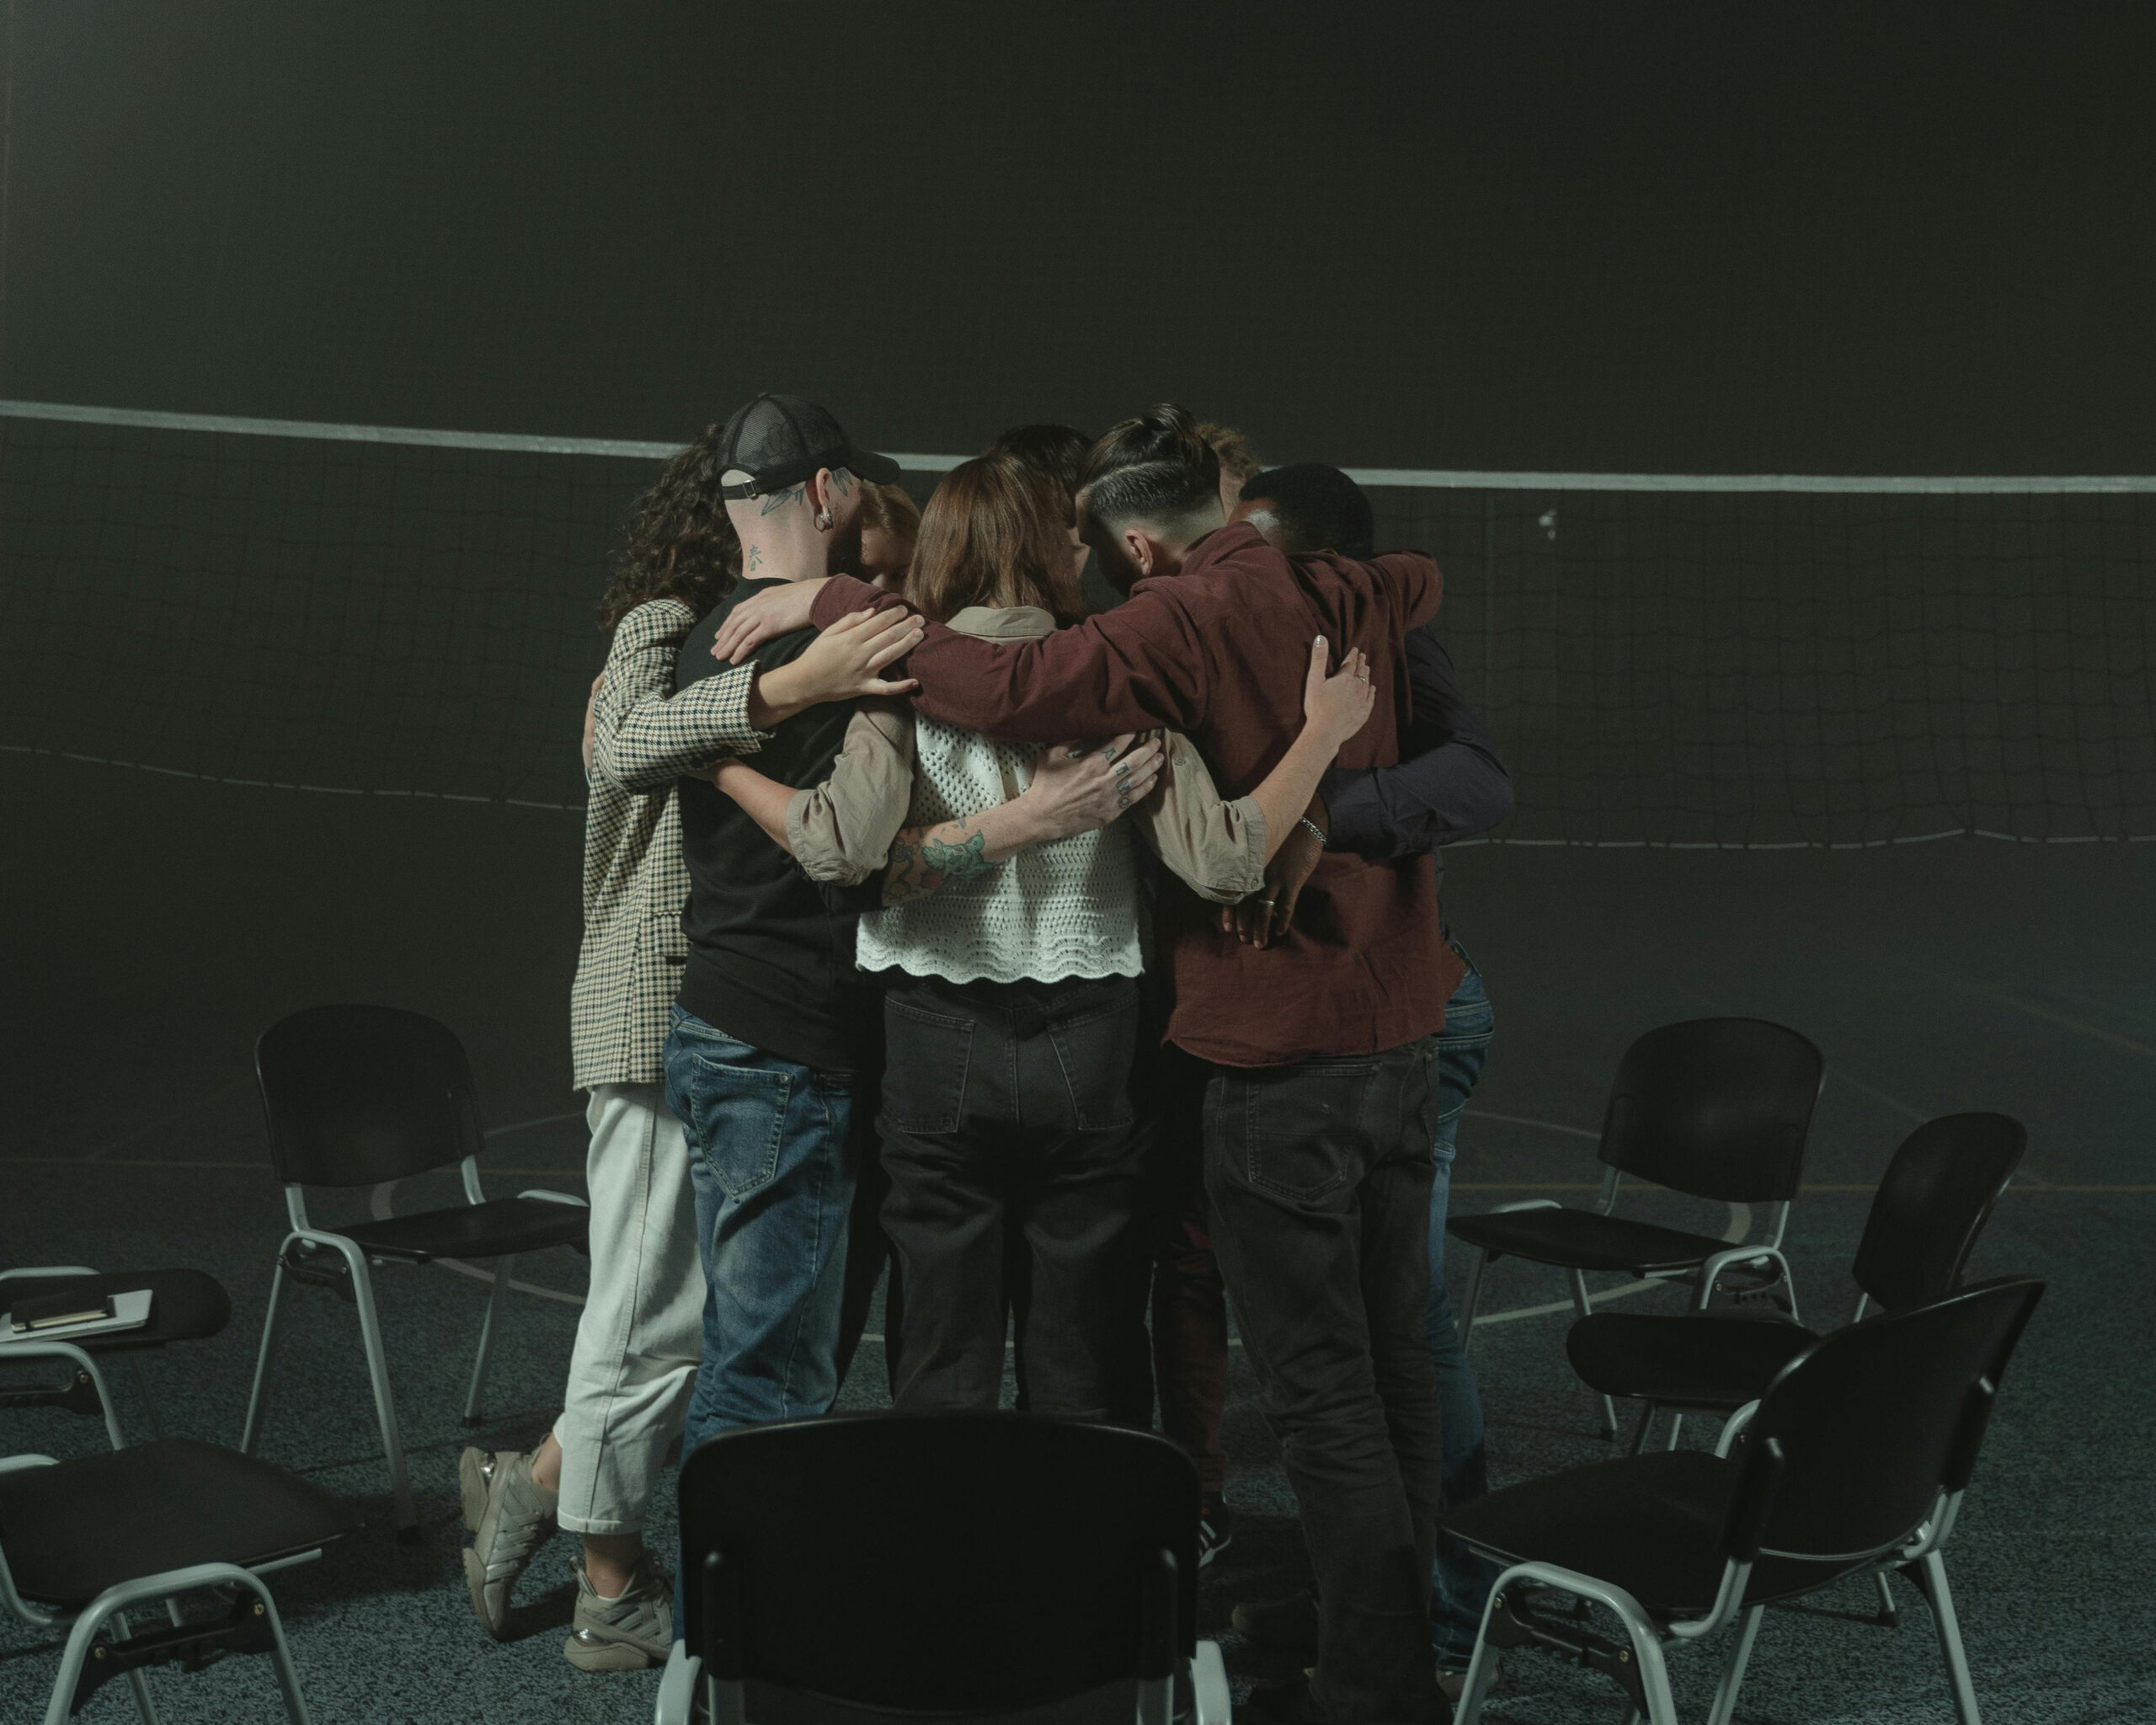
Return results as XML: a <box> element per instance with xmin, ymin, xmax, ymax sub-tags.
<box><xmin>878</xmin><ymin>972</ymin><xmax>1146</xmax><ymax>1419</ymax></box>
<box><xmin>1203</xmin><ymin>1035</ymin><xmax>1445</xmax><ymax>1725</ymax></box>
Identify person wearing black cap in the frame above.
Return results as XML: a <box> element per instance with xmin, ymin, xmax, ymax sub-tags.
<box><xmin>662</xmin><ymin>397</ymin><xmax>915</xmax><ymax>1487</ymax></box>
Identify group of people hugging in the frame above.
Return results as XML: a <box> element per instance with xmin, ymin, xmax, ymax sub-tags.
<box><xmin>456</xmin><ymin>394</ymin><xmax>1514</xmax><ymax>1724</ymax></box>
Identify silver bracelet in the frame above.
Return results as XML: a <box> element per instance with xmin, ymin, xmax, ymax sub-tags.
<box><xmin>1298</xmin><ymin>815</ymin><xmax>1329</xmax><ymax>848</ymax></box>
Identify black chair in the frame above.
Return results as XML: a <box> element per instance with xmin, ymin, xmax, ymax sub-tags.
<box><xmin>1442</xmin><ymin>1276</ymin><xmax>2044</xmax><ymax>1725</ymax></box>
<box><xmin>655</xmin><ymin>1412</ymin><xmax>1230</xmax><ymax>1725</ymax></box>
<box><xmin>0</xmin><ymin>1265</ymin><xmax>232</xmax><ymax>1446</ymax></box>
<box><xmin>1448</xmin><ymin>1017</ymin><xmax>1825</xmax><ymax>1435</ymax></box>
<box><xmin>1567</xmin><ymin>1112</ymin><xmax>2026</xmax><ymax>1459</ymax></box>
<box><xmin>239</xmin><ymin>1004</ymin><xmax>589</xmax><ymax>1532</ymax></box>
<box><xmin>3</xmin><ymin>1270</ymin><xmax>362</xmax><ymax>1725</ymax></box>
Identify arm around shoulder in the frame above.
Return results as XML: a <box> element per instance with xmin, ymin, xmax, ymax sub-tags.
<box><xmin>592</xmin><ymin>603</ymin><xmax>769</xmax><ymax>793</ymax></box>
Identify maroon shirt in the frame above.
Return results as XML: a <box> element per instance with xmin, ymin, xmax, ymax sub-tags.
<box><xmin>811</xmin><ymin>521</ymin><xmax>1462</xmax><ymax>1066</ymax></box>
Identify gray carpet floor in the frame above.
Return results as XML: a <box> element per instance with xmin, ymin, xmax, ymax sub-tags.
<box><xmin>4</xmin><ymin>761</ymin><xmax>2153</xmax><ymax>1722</ymax></box>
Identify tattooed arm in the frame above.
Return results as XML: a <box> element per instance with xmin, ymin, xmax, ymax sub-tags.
<box><xmin>878</xmin><ymin>734</ymin><xmax>1166</xmax><ymax>905</ymax></box>
<box><xmin>713</xmin><ymin>732</ymin><xmax>1167</xmax><ymax>905</ymax></box>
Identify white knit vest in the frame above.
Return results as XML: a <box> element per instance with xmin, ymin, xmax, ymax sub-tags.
<box><xmin>855</xmin><ymin>714</ymin><xmax>1144</xmax><ymax>985</ymax></box>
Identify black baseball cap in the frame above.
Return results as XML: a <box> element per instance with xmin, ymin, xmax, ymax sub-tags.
<box><xmin>715</xmin><ymin>393</ymin><xmax>902</xmax><ymax>499</ymax></box>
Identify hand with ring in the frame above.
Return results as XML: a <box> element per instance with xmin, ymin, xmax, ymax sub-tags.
<box><xmin>1021</xmin><ymin>732</ymin><xmax>1164</xmax><ymax>839</ymax></box>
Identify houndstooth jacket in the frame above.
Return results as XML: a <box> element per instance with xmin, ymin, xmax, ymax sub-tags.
<box><xmin>570</xmin><ymin>599</ymin><xmax>768</xmax><ymax>1090</ymax></box>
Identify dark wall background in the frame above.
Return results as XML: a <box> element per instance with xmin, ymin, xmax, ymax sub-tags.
<box><xmin>4</xmin><ymin>2</ymin><xmax>2153</xmax><ymax>474</ymax></box>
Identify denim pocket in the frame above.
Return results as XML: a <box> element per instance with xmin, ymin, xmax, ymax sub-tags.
<box><xmin>883</xmin><ymin>997</ymin><xmax>975</xmax><ymax>1135</ymax></box>
<box><xmin>1236</xmin><ymin>1059</ymin><xmax>1380</xmax><ymax>1202</ymax></box>
<box><xmin>1043</xmin><ymin>997</ymin><xmax>1139</xmax><ymax>1130</ymax></box>
<box><xmin>680</xmin><ymin>1047</ymin><xmax>791</xmax><ymax>1199</ymax></box>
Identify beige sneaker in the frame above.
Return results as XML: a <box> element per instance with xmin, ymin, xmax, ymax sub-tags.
<box><xmin>456</xmin><ymin>1445</ymin><xmax>492</xmax><ymax>1535</ymax></box>
<box><xmin>563</xmin><ymin>1557</ymin><xmax>673</xmax><ymax>1672</ymax></box>
<box><xmin>461</xmin><ymin>1447</ymin><xmax>558</xmax><ymax>1638</ymax></box>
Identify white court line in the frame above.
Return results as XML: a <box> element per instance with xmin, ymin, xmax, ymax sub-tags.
<box><xmin>7</xmin><ymin>397</ymin><xmax>2156</xmax><ymax>492</ymax></box>
<box><xmin>1462</xmin><ymin>1107</ymin><xmax>1600</xmax><ymax>1141</ymax></box>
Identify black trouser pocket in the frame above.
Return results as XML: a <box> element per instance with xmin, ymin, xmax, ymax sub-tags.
<box><xmin>1233</xmin><ymin>1058</ymin><xmax>1381</xmax><ymax>1202</ymax></box>
<box><xmin>883</xmin><ymin>996</ymin><xmax>976</xmax><ymax>1134</ymax></box>
<box><xmin>1042</xmin><ymin>980</ymin><xmax>1139</xmax><ymax>1130</ymax></box>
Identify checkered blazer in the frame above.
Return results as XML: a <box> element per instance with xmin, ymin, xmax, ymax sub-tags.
<box><xmin>570</xmin><ymin>599</ymin><xmax>767</xmax><ymax>1090</ymax></box>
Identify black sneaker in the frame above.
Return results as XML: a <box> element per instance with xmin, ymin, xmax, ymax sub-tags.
<box><xmin>1198</xmin><ymin>1497</ymin><xmax>1234</xmax><ymax>1568</ymax></box>
<box><xmin>1230</xmin><ymin>1588</ymin><xmax>1320</xmax><ymax>1653</ymax></box>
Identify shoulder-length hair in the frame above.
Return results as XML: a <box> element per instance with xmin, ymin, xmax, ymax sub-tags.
<box><xmin>905</xmin><ymin>452</ymin><xmax>1087</xmax><ymax>627</ymax></box>
<box><xmin>594</xmin><ymin>424</ymin><xmax>742</xmax><ymax>633</ymax></box>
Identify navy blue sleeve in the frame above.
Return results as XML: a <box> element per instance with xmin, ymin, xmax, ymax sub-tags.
<box><xmin>1320</xmin><ymin>631</ymin><xmax>1513</xmax><ymax>859</ymax></box>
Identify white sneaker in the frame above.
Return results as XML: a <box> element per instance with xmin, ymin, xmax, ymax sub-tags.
<box><xmin>460</xmin><ymin>1447</ymin><xmax>558</xmax><ymax>1638</ymax></box>
<box><xmin>564</xmin><ymin>1557</ymin><xmax>673</xmax><ymax>1672</ymax></box>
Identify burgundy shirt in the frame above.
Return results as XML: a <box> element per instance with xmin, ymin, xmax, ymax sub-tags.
<box><xmin>810</xmin><ymin>521</ymin><xmax>1463</xmax><ymax>1066</ymax></box>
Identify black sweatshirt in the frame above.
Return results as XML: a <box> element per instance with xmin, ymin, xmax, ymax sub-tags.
<box><xmin>672</xmin><ymin>579</ymin><xmax>880</xmax><ymax>1073</ymax></box>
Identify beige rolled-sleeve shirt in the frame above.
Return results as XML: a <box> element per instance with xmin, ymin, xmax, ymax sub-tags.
<box><xmin>782</xmin><ymin>605</ymin><xmax>1267</xmax><ymax>905</ymax></box>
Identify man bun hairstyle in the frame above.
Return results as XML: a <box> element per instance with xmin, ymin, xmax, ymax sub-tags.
<box><xmin>1077</xmin><ymin>403</ymin><xmax>1222</xmax><ymax>537</ymax></box>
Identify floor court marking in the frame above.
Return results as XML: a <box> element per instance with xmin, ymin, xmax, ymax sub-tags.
<box><xmin>80</xmin><ymin>1076</ymin><xmax>254</xmax><ymax>1162</ymax></box>
<box><xmin>1919</xmin><ymin>966</ymin><xmax>2156</xmax><ymax>1064</ymax></box>
<box><xmin>1461</xmin><ymin>1107</ymin><xmax>1600</xmax><ymax>1140</ymax></box>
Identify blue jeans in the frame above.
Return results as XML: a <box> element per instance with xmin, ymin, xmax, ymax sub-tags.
<box><xmin>1426</xmin><ymin>955</ymin><xmax>1502</xmax><ymax>1669</ymax></box>
<box><xmin>663</xmin><ymin>1007</ymin><xmax>868</xmax><ymax>1629</ymax></box>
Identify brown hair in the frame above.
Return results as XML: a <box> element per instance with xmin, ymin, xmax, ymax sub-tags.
<box><xmin>987</xmin><ymin>424</ymin><xmax>1093</xmax><ymax>523</ymax></box>
<box><xmin>1197</xmin><ymin>420</ymin><xmax>1263</xmax><ymax>486</ymax></box>
<box><xmin>858</xmin><ymin>481</ymin><xmax>921</xmax><ymax>540</ymax></box>
<box><xmin>595</xmin><ymin>424</ymin><xmax>742</xmax><ymax>632</ymax></box>
<box><xmin>905</xmin><ymin>452</ymin><xmax>1087</xmax><ymax>627</ymax></box>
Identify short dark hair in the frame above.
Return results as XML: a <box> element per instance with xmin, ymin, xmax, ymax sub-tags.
<box><xmin>987</xmin><ymin>423</ymin><xmax>1091</xmax><ymax>523</ymax></box>
<box><xmin>1077</xmin><ymin>403</ymin><xmax>1221</xmax><ymax>538</ymax></box>
<box><xmin>1239</xmin><ymin>463</ymin><xmax>1376</xmax><ymax>561</ymax></box>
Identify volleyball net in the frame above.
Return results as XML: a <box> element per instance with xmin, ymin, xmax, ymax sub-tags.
<box><xmin>3</xmin><ymin>399</ymin><xmax>2151</xmax><ymax>845</ymax></box>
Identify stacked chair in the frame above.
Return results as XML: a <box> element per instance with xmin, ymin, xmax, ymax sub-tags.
<box><xmin>1437</xmin><ymin>1099</ymin><xmax>2037</xmax><ymax>1725</ymax></box>
<box><xmin>1443</xmin><ymin>1274</ymin><xmax>2042</xmax><ymax>1725</ymax></box>
<box><xmin>1567</xmin><ymin>1112</ymin><xmax>2026</xmax><ymax>1460</ymax></box>
<box><xmin>658</xmin><ymin>1412</ymin><xmax>1231</xmax><ymax>1725</ymax></box>
<box><xmin>240</xmin><ymin>1004</ymin><xmax>590</xmax><ymax>1534</ymax></box>
<box><xmin>1448</xmin><ymin>1018</ymin><xmax>1827</xmax><ymax>1436</ymax></box>
<box><xmin>1</xmin><ymin>1265</ymin><xmax>360</xmax><ymax>1725</ymax></box>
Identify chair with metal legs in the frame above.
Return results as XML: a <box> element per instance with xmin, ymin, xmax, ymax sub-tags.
<box><xmin>0</xmin><ymin>1265</ymin><xmax>233</xmax><ymax>1447</ymax></box>
<box><xmin>1567</xmin><ymin>1111</ymin><xmax>2026</xmax><ymax>1470</ymax></box>
<box><xmin>1444</xmin><ymin>1276</ymin><xmax>2044</xmax><ymax>1725</ymax></box>
<box><xmin>1448</xmin><ymin>1017</ymin><xmax>1825</xmax><ymax>1437</ymax></box>
<box><xmin>239</xmin><ymin>1004</ymin><xmax>588</xmax><ymax>1535</ymax></box>
<box><xmin>3</xmin><ymin>1273</ymin><xmax>362</xmax><ymax>1725</ymax></box>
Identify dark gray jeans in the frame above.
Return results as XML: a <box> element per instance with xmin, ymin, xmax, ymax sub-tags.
<box><xmin>878</xmin><ymin>971</ymin><xmax>1145</xmax><ymax>1419</ymax></box>
<box><xmin>1203</xmin><ymin>1034</ymin><xmax>1445</xmax><ymax>1725</ymax></box>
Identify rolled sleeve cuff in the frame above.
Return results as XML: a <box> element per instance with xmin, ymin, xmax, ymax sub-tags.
<box><xmin>1214</xmin><ymin>795</ymin><xmax>1270</xmax><ymax>900</ymax></box>
<box><xmin>784</xmin><ymin>787</ymin><xmax>875</xmax><ymax>887</ymax></box>
<box><xmin>702</xmin><ymin>670</ymin><xmax>774</xmax><ymax>758</ymax></box>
